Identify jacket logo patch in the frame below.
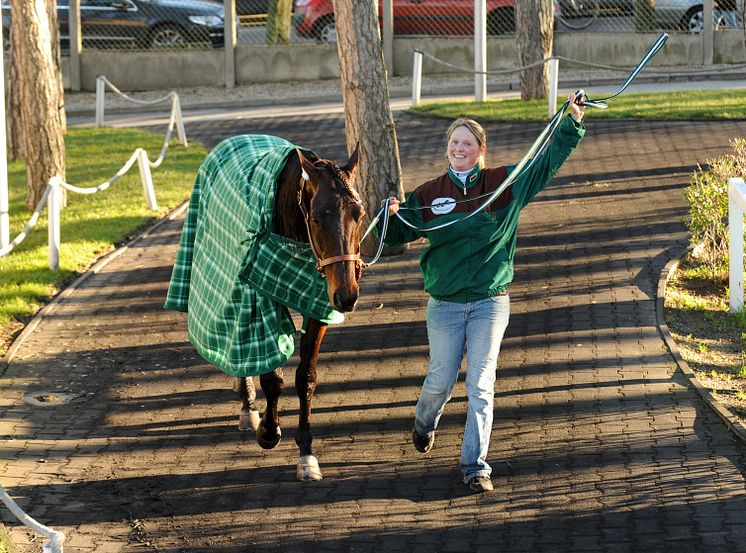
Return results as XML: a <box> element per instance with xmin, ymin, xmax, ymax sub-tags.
<box><xmin>431</xmin><ymin>197</ymin><xmax>456</xmax><ymax>215</ymax></box>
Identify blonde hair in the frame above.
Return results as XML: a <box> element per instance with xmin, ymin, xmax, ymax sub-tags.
<box><xmin>446</xmin><ymin>118</ymin><xmax>487</xmax><ymax>168</ymax></box>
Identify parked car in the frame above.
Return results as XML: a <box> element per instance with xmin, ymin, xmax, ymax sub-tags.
<box><xmin>293</xmin><ymin>0</ymin><xmax>518</xmax><ymax>43</ymax></box>
<box><xmin>2</xmin><ymin>0</ymin><xmax>225</xmax><ymax>50</ymax></box>
<box><xmin>236</xmin><ymin>0</ymin><xmax>270</xmax><ymax>25</ymax></box>
<box><xmin>559</xmin><ymin>0</ymin><xmax>739</xmax><ymax>33</ymax></box>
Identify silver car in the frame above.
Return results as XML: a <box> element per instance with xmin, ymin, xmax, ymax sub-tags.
<box><xmin>559</xmin><ymin>0</ymin><xmax>741</xmax><ymax>33</ymax></box>
<box><xmin>656</xmin><ymin>0</ymin><xmax>739</xmax><ymax>32</ymax></box>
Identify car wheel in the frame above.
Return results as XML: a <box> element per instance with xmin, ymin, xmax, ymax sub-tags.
<box><xmin>149</xmin><ymin>24</ymin><xmax>188</xmax><ymax>49</ymax></box>
<box><xmin>315</xmin><ymin>18</ymin><xmax>336</xmax><ymax>43</ymax></box>
<box><xmin>2</xmin><ymin>28</ymin><xmax>9</xmax><ymax>53</ymax></box>
<box><xmin>487</xmin><ymin>8</ymin><xmax>515</xmax><ymax>35</ymax></box>
<box><xmin>683</xmin><ymin>7</ymin><xmax>724</xmax><ymax>33</ymax></box>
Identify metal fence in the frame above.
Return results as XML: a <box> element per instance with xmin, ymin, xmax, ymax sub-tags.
<box><xmin>3</xmin><ymin>0</ymin><xmax>742</xmax><ymax>51</ymax></box>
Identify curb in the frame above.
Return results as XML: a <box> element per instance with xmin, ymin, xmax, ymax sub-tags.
<box><xmin>0</xmin><ymin>200</ymin><xmax>189</xmax><ymax>371</ymax></box>
<box><xmin>655</xmin><ymin>248</ymin><xmax>746</xmax><ymax>443</ymax></box>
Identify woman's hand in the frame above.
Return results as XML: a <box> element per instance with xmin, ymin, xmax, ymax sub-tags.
<box><xmin>568</xmin><ymin>91</ymin><xmax>586</xmax><ymax>123</ymax></box>
<box><xmin>381</xmin><ymin>197</ymin><xmax>400</xmax><ymax>216</ymax></box>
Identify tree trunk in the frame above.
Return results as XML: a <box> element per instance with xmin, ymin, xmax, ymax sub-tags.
<box><xmin>332</xmin><ymin>0</ymin><xmax>404</xmax><ymax>256</ymax></box>
<box><xmin>515</xmin><ymin>0</ymin><xmax>554</xmax><ymax>100</ymax></box>
<box><xmin>635</xmin><ymin>0</ymin><xmax>656</xmax><ymax>31</ymax></box>
<box><xmin>7</xmin><ymin>26</ymin><xmax>25</xmax><ymax>162</ymax></box>
<box><xmin>11</xmin><ymin>0</ymin><xmax>66</xmax><ymax>210</ymax></box>
<box><xmin>266</xmin><ymin>0</ymin><xmax>293</xmax><ymax>44</ymax></box>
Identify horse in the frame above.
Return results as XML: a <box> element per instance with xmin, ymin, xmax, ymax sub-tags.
<box><xmin>165</xmin><ymin>134</ymin><xmax>366</xmax><ymax>482</ymax></box>
<box><xmin>236</xmin><ymin>141</ymin><xmax>365</xmax><ymax>481</ymax></box>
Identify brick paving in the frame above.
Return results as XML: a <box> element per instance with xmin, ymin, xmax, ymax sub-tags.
<box><xmin>2</xmin><ymin>113</ymin><xmax>746</xmax><ymax>552</ymax></box>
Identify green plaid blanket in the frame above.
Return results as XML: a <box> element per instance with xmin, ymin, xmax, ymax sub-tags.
<box><xmin>164</xmin><ymin>134</ymin><xmax>343</xmax><ymax>377</ymax></box>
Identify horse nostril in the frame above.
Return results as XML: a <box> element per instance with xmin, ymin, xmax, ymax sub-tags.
<box><xmin>333</xmin><ymin>290</ymin><xmax>358</xmax><ymax>312</ymax></box>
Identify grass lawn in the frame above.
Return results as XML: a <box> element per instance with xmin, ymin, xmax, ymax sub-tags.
<box><xmin>411</xmin><ymin>88</ymin><xmax>746</xmax><ymax>121</ymax></box>
<box><xmin>0</xmin><ymin>127</ymin><xmax>207</xmax><ymax>354</ymax></box>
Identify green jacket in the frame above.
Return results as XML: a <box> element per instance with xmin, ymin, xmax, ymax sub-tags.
<box><xmin>380</xmin><ymin>115</ymin><xmax>585</xmax><ymax>303</ymax></box>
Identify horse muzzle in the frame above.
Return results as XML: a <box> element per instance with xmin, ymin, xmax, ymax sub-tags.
<box><xmin>319</xmin><ymin>255</ymin><xmax>362</xmax><ymax>312</ymax></box>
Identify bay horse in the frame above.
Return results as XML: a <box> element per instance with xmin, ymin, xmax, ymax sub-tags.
<box><xmin>235</xmin><ymin>142</ymin><xmax>366</xmax><ymax>481</ymax></box>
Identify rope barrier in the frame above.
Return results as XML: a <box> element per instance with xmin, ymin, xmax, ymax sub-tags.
<box><xmin>414</xmin><ymin>49</ymin><xmax>548</xmax><ymax>75</ymax></box>
<box><xmin>0</xmin><ymin>147</ymin><xmax>158</xmax><ymax>266</ymax></box>
<box><xmin>95</xmin><ymin>75</ymin><xmax>188</xmax><ymax>159</ymax></box>
<box><xmin>414</xmin><ymin>44</ymin><xmax>745</xmax><ymax>78</ymax></box>
<box><xmin>1</xmin><ymin>77</ymin><xmax>190</xmax><ymax>265</ymax></box>
<box><xmin>0</xmin><ymin>484</ymin><xmax>65</xmax><ymax>552</ymax></box>
<box><xmin>0</xmin><ymin>185</ymin><xmax>50</xmax><ymax>257</ymax></box>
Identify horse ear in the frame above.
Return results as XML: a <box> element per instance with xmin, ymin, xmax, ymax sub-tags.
<box><xmin>297</xmin><ymin>150</ymin><xmax>320</xmax><ymax>190</ymax></box>
<box><xmin>343</xmin><ymin>142</ymin><xmax>360</xmax><ymax>177</ymax></box>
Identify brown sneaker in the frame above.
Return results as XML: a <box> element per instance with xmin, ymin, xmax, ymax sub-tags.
<box><xmin>467</xmin><ymin>475</ymin><xmax>494</xmax><ymax>493</ymax></box>
<box><xmin>412</xmin><ymin>427</ymin><xmax>434</xmax><ymax>453</ymax></box>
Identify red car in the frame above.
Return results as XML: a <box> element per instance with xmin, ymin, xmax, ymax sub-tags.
<box><xmin>293</xmin><ymin>0</ymin><xmax>517</xmax><ymax>42</ymax></box>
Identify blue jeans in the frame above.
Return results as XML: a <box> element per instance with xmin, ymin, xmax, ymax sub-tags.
<box><xmin>414</xmin><ymin>295</ymin><xmax>510</xmax><ymax>482</ymax></box>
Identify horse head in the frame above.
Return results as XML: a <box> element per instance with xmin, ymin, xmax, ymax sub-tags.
<box><xmin>297</xmin><ymin>145</ymin><xmax>364</xmax><ymax>312</ymax></box>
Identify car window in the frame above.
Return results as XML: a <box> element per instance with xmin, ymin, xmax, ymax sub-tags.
<box><xmin>81</xmin><ymin>0</ymin><xmax>136</xmax><ymax>8</ymax></box>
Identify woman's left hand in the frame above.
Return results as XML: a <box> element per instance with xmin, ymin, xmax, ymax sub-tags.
<box><xmin>568</xmin><ymin>92</ymin><xmax>586</xmax><ymax>123</ymax></box>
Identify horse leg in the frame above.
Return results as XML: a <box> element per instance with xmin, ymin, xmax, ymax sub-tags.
<box><xmin>296</xmin><ymin>318</ymin><xmax>328</xmax><ymax>481</ymax></box>
<box><xmin>257</xmin><ymin>369</ymin><xmax>284</xmax><ymax>449</ymax></box>
<box><xmin>235</xmin><ymin>377</ymin><xmax>261</xmax><ymax>431</ymax></box>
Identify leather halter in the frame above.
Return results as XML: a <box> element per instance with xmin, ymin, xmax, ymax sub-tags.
<box><xmin>298</xmin><ymin>171</ymin><xmax>366</xmax><ymax>279</ymax></box>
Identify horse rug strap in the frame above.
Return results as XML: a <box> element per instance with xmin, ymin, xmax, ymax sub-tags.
<box><xmin>164</xmin><ymin>134</ymin><xmax>342</xmax><ymax>378</ymax></box>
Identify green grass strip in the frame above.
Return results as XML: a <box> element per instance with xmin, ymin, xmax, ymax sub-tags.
<box><xmin>0</xmin><ymin>127</ymin><xmax>206</xmax><ymax>332</ymax></box>
<box><xmin>410</xmin><ymin>89</ymin><xmax>746</xmax><ymax>121</ymax></box>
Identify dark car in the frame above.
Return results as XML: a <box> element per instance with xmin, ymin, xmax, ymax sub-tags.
<box><xmin>236</xmin><ymin>0</ymin><xmax>269</xmax><ymax>25</ymax></box>
<box><xmin>3</xmin><ymin>0</ymin><xmax>225</xmax><ymax>50</ymax></box>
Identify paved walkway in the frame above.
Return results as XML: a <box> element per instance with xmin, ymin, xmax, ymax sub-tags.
<box><xmin>2</xmin><ymin>112</ymin><xmax>746</xmax><ymax>552</ymax></box>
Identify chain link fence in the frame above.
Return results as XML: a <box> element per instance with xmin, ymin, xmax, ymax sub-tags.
<box><xmin>2</xmin><ymin>0</ymin><xmax>742</xmax><ymax>50</ymax></box>
<box><xmin>556</xmin><ymin>0</ymin><xmax>742</xmax><ymax>33</ymax></box>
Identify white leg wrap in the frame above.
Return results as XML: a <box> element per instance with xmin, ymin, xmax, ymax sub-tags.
<box><xmin>238</xmin><ymin>409</ymin><xmax>261</xmax><ymax>431</ymax></box>
<box><xmin>297</xmin><ymin>454</ymin><xmax>323</xmax><ymax>481</ymax></box>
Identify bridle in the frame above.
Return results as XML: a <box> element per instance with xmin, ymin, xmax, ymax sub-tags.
<box><xmin>298</xmin><ymin>169</ymin><xmax>366</xmax><ymax>280</ymax></box>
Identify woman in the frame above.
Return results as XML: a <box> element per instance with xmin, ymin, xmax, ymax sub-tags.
<box><xmin>379</xmin><ymin>93</ymin><xmax>586</xmax><ymax>493</ymax></box>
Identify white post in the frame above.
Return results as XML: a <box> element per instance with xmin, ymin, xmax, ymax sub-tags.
<box><xmin>411</xmin><ymin>50</ymin><xmax>423</xmax><ymax>107</ymax></box>
<box><xmin>48</xmin><ymin>177</ymin><xmax>62</xmax><ymax>271</ymax></box>
<box><xmin>728</xmin><ymin>178</ymin><xmax>746</xmax><ymax>312</ymax></box>
<box><xmin>548</xmin><ymin>57</ymin><xmax>559</xmax><ymax>119</ymax></box>
<box><xmin>137</xmin><ymin>149</ymin><xmax>158</xmax><ymax>211</ymax></box>
<box><xmin>172</xmin><ymin>95</ymin><xmax>188</xmax><ymax>147</ymax></box>
<box><xmin>224</xmin><ymin>0</ymin><xmax>237</xmax><ymax>89</ymax></box>
<box><xmin>704</xmin><ymin>0</ymin><xmax>714</xmax><ymax>65</ymax></box>
<box><xmin>474</xmin><ymin>0</ymin><xmax>487</xmax><ymax>102</ymax></box>
<box><xmin>68</xmin><ymin>0</ymin><xmax>82</xmax><ymax>91</ymax></box>
<box><xmin>95</xmin><ymin>76</ymin><xmax>105</xmax><ymax>127</ymax></box>
<box><xmin>382</xmin><ymin>0</ymin><xmax>394</xmax><ymax>77</ymax></box>
<box><xmin>0</xmin><ymin>23</ymin><xmax>8</xmax><ymax>250</ymax></box>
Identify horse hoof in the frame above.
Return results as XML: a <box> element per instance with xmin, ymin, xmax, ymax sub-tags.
<box><xmin>297</xmin><ymin>455</ymin><xmax>323</xmax><ymax>481</ymax></box>
<box><xmin>238</xmin><ymin>409</ymin><xmax>261</xmax><ymax>432</ymax></box>
<box><xmin>256</xmin><ymin>423</ymin><xmax>281</xmax><ymax>449</ymax></box>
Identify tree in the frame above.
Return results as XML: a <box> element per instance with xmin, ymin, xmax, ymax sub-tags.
<box><xmin>10</xmin><ymin>0</ymin><xmax>66</xmax><ymax>210</ymax></box>
<box><xmin>266</xmin><ymin>0</ymin><xmax>293</xmax><ymax>44</ymax></box>
<box><xmin>7</xmin><ymin>28</ymin><xmax>25</xmax><ymax>162</ymax></box>
<box><xmin>635</xmin><ymin>0</ymin><xmax>656</xmax><ymax>32</ymax></box>
<box><xmin>332</xmin><ymin>0</ymin><xmax>404</xmax><ymax>255</ymax></box>
<box><xmin>515</xmin><ymin>0</ymin><xmax>554</xmax><ymax>100</ymax></box>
